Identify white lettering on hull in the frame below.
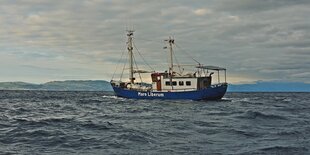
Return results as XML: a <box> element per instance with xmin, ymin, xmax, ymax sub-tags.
<box><xmin>138</xmin><ymin>92</ymin><xmax>164</xmax><ymax>97</ymax></box>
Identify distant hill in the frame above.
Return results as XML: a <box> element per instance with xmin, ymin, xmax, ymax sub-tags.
<box><xmin>0</xmin><ymin>82</ymin><xmax>41</xmax><ymax>90</ymax></box>
<box><xmin>0</xmin><ymin>80</ymin><xmax>113</xmax><ymax>91</ymax></box>
<box><xmin>228</xmin><ymin>81</ymin><xmax>310</xmax><ymax>92</ymax></box>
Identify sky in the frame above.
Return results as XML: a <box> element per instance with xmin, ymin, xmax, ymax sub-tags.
<box><xmin>0</xmin><ymin>0</ymin><xmax>309</xmax><ymax>84</ymax></box>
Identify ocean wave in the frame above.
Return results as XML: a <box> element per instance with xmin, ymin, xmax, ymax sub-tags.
<box><xmin>113</xmin><ymin>128</ymin><xmax>156</xmax><ymax>145</ymax></box>
<box><xmin>230</xmin><ymin>97</ymin><xmax>250</xmax><ymax>103</ymax></box>
<box><xmin>193</xmin><ymin>120</ymin><xmax>218</xmax><ymax>127</ymax></box>
<box><xmin>60</xmin><ymin>137</ymin><xmax>102</xmax><ymax>149</ymax></box>
<box><xmin>276</xmin><ymin>130</ymin><xmax>302</xmax><ymax>136</ymax></box>
<box><xmin>259</xmin><ymin>146</ymin><xmax>308</xmax><ymax>154</ymax></box>
<box><xmin>230</xmin><ymin>129</ymin><xmax>260</xmax><ymax>138</ymax></box>
<box><xmin>236</xmin><ymin>110</ymin><xmax>287</xmax><ymax>120</ymax></box>
<box><xmin>80</xmin><ymin>121</ymin><xmax>114</xmax><ymax>130</ymax></box>
<box><xmin>12</xmin><ymin>116</ymin><xmax>75</xmax><ymax>127</ymax></box>
<box><xmin>1</xmin><ymin>127</ymin><xmax>66</xmax><ymax>145</ymax></box>
<box><xmin>78</xmin><ymin>98</ymin><xmax>103</xmax><ymax>104</ymax></box>
<box><xmin>116</xmin><ymin>132</ymin><xmax>153</xmax><ymax>144</ymax></box>
<box><xmin>0</xmin><ymin>91</ymin><xmax>309</xmax><ymax>154</ymax></box>
<box><xmin>102</xmin><ymin>95</ymin><xmax>123</xmax><ymax>100</ymax></box>
<box><xmin>237</xmin><ymin>146</ymin><xmax>308</xmax><ymax>155</ymax></box>
<box><xmin>230</xmin><ymin>97</ymin><xmax>264</xmax><ymax>105</ymax></box>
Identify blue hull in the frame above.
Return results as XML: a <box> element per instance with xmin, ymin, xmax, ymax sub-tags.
<box><xmin>112</xmin><ymin>83</ymin><xmax>227</xmax><ymax>100</ymax></box>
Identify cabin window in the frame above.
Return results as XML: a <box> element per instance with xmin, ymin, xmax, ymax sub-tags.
<box><xmin>165</xmin><ymin>81</ymin><xmax>171</xmax><ymax>86</ymax></box>
<box><xmin>166</xmin><ymin>81</ymin><xmax>177</xmax><ymax>86</ymax></box>
<box><xmin>179</xmin><ymin>81</ymin><xmax>184</xmax><ymax>86</ymax></box>
<box><xmin>172</xmin><ymin>81</ymin><xmax>177</xmax><ymax>86</ymax></box>
<box><xmin>186</xmin><ymin>81</ymin><xmax>191</xmax><ymax>86</ymax></box>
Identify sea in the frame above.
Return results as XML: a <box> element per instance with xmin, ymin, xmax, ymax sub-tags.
<box><xmin>0</xmin><ymin>91</ymin><xmax>309</xmax><ymax>155</ymax></box>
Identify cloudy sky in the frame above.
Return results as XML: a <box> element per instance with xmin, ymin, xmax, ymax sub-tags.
<box><xmin>0</xmin><ymin>0</ymin><xmax>309</xmax><ymax>84</ymax></box>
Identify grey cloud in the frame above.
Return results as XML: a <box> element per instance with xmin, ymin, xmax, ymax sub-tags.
<box><xmin>0</xmin><ymin>0</ymin><xmax>309</xmax><ymax>83</ymax></box>
<box><xmin>265</xmin><ymin>40</ymin><xmax>310</xmax><ymax>48</ymax></box>
<box><xmin>216</xmin><ymin>0</ymin><xmax>310</xmax><ymax>13</ymax></box>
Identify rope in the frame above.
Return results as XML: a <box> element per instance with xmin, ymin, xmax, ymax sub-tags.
<box><xmin>174</xmin><ymin>43</ymin><xmax>201</xmax><ymax>64</ymax></box>
<box><xmin>120</xmin><ymin>52</ymin><xmax>128</xmax><ymax>81</ymax></box>
<box><xmin>111</xmin><ymin>47</ymin><xmax>126</xmax><ymax>80</ymax></box>
<box><xmin>132</xmin><ymin>53</ymin><xmax>143</xmax><ymax>83</ymax></box>
<box><xmin>132</xmin><ymin>40</ymin><xmax>155</xmax><ymax>71</ymax></box>
<box><xmin>172</xmin><ymin>44</ymin><xmax>183</xmax><ymax>74</ymax></box>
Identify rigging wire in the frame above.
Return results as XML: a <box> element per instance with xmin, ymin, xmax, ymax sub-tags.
<box><xmin>134</xmin><ymin>37</ymin><xmax>170</xmax><ymax>70</ymax></box>
<box><xmin>172</xmin><ymin>44</ymin><xmax>183</xmax><ymax>74</ymax></box>
<box><xmin>113</xmin><ymin>36</ymin><xmax>204</xmax><ymax>82</ymax></box>
<box><xmin>111</xmin><ymin>46</ymin><xmax>127</xmax><ymax>80</ymax></box>
<box><xmin>120</xmin><ymin>52</ymin><xmax>128</xmax><ymax>81</ymax></box>
<box><xmin>132</xmin><ymin>53</ymin><xmax>143</xmax><ymax>83</ymax></box>
<box><xmin>174</xmin><ymin>43</ymin><xmax>201</xmax><ymax>64</ymax></box>
<box><xmin>132</xmin><ymin>40</ymin><xmax>155</xmax><ymax>71</ymax></box>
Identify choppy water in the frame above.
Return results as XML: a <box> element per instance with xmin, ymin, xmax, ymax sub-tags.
<box><xmin>0</xmin><ymin>91</ymin><xmax>309</xmax><ymax>155</ymax></box>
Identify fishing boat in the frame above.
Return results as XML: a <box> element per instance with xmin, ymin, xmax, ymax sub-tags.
<box><xmin>110</xmin><ymin>30</ymin><xmax>227</xmax><ymax>100</ymax></box>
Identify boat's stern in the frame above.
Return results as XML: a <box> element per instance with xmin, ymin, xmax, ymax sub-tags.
<box><xmin>201</xmin><ymin>82</ymin><xmax>228</xmax><ymax>100</ymax></box>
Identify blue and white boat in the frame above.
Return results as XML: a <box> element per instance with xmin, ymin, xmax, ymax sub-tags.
<box><xmin>110</xmin><ymin>30</ymin><xmax>227</xmax><ymax>100</ymax></box>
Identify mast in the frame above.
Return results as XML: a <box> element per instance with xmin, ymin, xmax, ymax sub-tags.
<box><xmin>164</xmin><ymin>37</ymin><xmax>175</xmax><ymax>89</ymax></box>
<box><xmin>127</xmin><ymin>30</ymin><xmax>135</xmax><ymax>83</ymax></box>
<box><xmin>165</xmin><ymin>37</ymin><xmax>174</xmax><ymax>76</ymax></box>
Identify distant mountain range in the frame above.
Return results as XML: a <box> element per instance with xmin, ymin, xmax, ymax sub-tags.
<box><xmin>0</xmin><ymin>80</ymin><xmax>113</xmax><ymax>91</ymax></box>
<box><xmin>228</xmin><ymin>81</ymin><xmax>310</xmax><ymax>92</ymax></box>
<box><xmin>0</xmin><ymin>80</ymin><xmax>309</xmax><ymax>92</ymax></box>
